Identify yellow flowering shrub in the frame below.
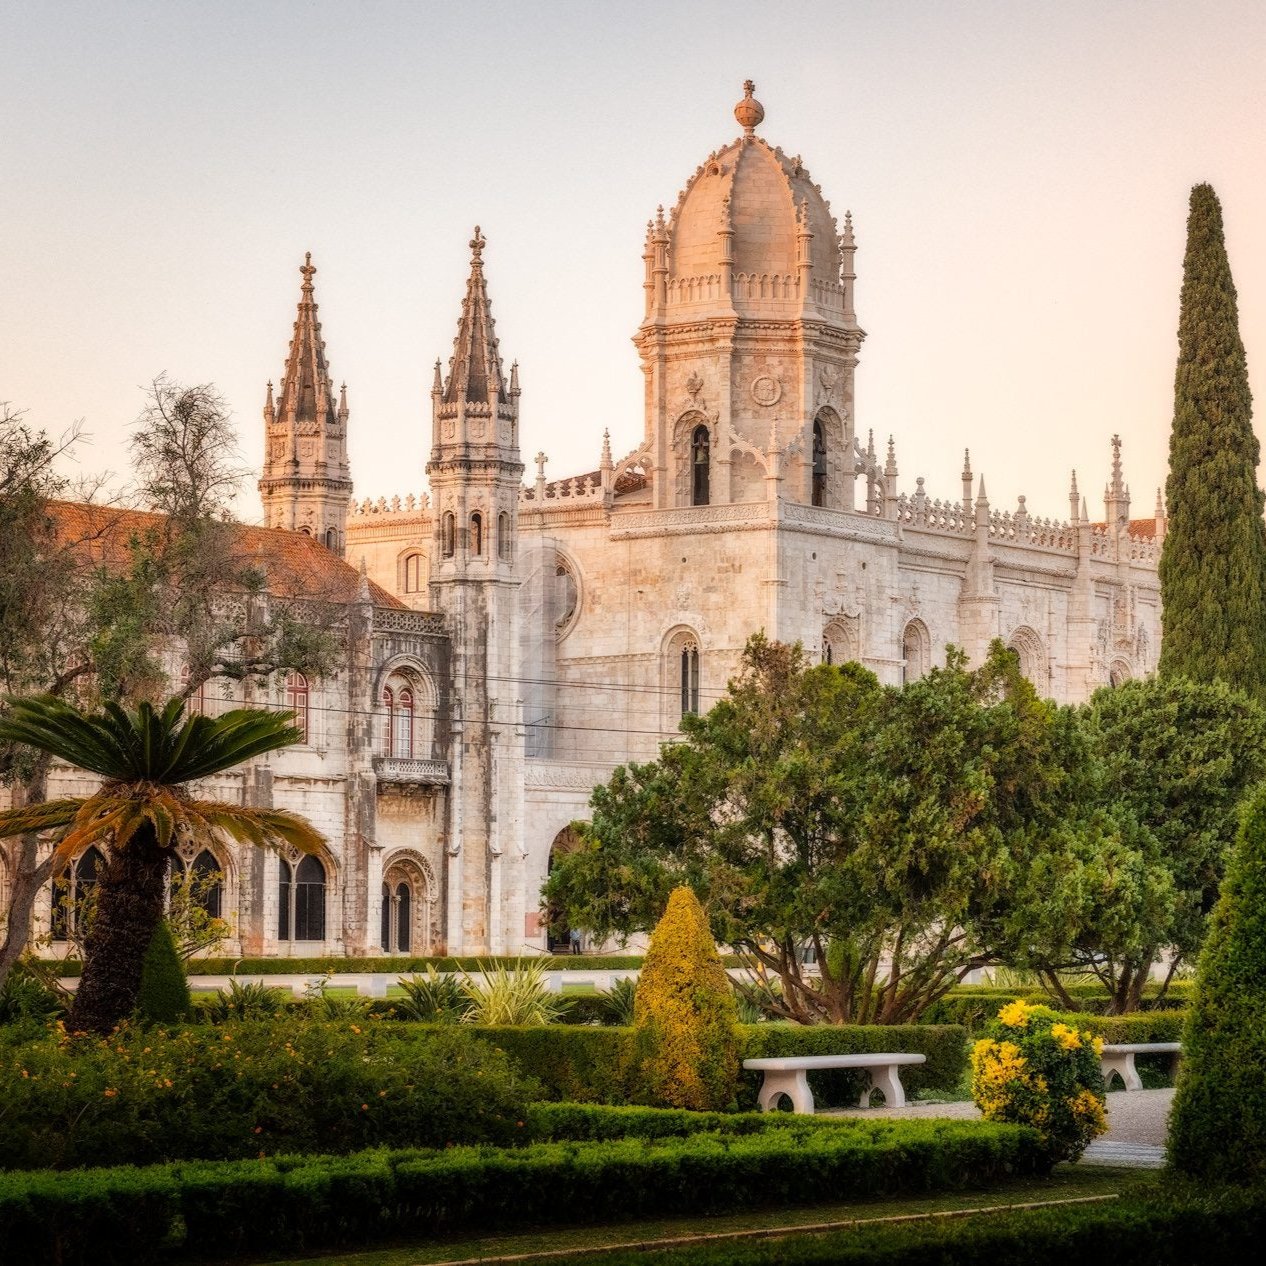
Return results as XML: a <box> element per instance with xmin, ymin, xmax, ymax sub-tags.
<box><xmin>971</xmin><ymin>1001</ymin><xmax>1106</xmax><ymax>1163</ymax></box>
<box><xmin>629</xmin><ymin>886</ymin><xmax>740</xmax><ymax>1111</ymax></box>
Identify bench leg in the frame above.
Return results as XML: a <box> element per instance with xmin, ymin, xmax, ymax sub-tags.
<box><xmin>1100</xmin><ymin>1053</ymin><xmax>1142</xmax><ymax>1092</ymax></box>
<box><xmin>757</xmin><ymin>1070</ymin><xmax>815</xmax><ymax>1114</ymax></box>
<box><xmin>860</xmin><ymin>1064</ymin><xmax>908</xmax><ymax>1109</ymax></box>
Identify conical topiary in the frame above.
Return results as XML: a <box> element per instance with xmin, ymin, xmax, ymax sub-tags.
<box><xmin>135</xmin><ymin>919</ymin><xmax>190</xmax><ymax>1024</ymax></box>
<box><xmin>629</xmin><ymin>886</ymin><xmax>739</xmax><ymax>1110</ymax></box>
<box><xmin>1167</xmin><ymin>784</ymin><xmax>1266</xmax><ymax>1181</ymax></box>
<box><xmin>1158</xmin><ymin>183</ymin><xmax>1266</xmax><ymax>698</ymax></box>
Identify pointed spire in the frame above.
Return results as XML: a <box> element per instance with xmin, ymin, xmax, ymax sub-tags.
<box><xmin>276</xmin><ymin>252</ymin><xmax>338</xmax><ymax>430</ymax></box>
<box><xmin>337</xmin><ymin>381</ymin><xmax>348</xmax><ymax>422</ymax></box>
<box><xmin>1081</xmin><ymin>495</ymin><xmax>1089</xmax><ymax>521</ymax></box>
<box><xmin>600</xmin><ymin>428</ymin><xmax>613</xmax><ymax>472</ymax></box>
<box><xmin>1069</xmin><ymin>470</ymin><xmax>1080</xmax><ymax>522</ymax></box>
<box><xmin>442</xmin><ymin>226</ymin><xmax>507</xmax><ymax>406</ymax></box>
<box><xmin>431</xmin><ymin>358</ymin><xmax>443</xmax><ymax>396</ymax></box>
<box><xmin>509</xmin><ymin>360</ymin><xmax>521</xmax><ymax>398</ymax></box>
<box><xmin>357</xmin><ymin>555</ymin><xmax>371</xmax><ymax>603</ymax></box>
<box><xmin>885</xmin><ymin>435</ymin><xmax>898</xmax><ymax>478</ymax></box>
<box><xmin>866</xmin><ymin>428</ymin><xmax>876</xmax><ymax>461</ymax></box>
<box><xmin>263</xmin><ymin>380</ymin><xmax>275</xmax><ymax>425</ymax></box>
<box><xmin>1155</xmin><ymin>487</ymin><xmax>1165</xmax><ymax>518</ymax></box>
<box><xmin>1110</xmin><ymin>433</ymin><xmax>1124</xmax><ymax>497</ymax></box>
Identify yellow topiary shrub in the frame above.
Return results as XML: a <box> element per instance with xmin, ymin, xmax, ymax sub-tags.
<box><xmin>629</xmin><ymin>886</ymin><xmax>740</xmax><ymax>1111</ymax></box>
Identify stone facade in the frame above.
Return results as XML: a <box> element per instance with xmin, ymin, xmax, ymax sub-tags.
<box><xmin>4</xmin><ymin>84</ymin><xmax>1163</xmax><ymax>959</ymax></box>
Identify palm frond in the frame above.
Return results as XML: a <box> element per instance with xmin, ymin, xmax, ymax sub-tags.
<box><xmin>0</xmin><ymin>694</ymin><xmax>304</xmax><ymax>784</ymax></box>
<box><xmin>0</xmin><ymin>798</ymin><xmax>84</xmax><ymax>840</ymax></box>
<box><xmin>185</xmin><ymin>802</ymin><xmax>326</xmax><ymax>855</ymax></box>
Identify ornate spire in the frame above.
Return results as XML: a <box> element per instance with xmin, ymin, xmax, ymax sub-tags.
<box><xmin>1069</xmin><ymin>470</ymin><xmax>1080</xmax><ymax>523</ymax></box>
<box><xmin>443</xmin><ymin>226</ymin><xmax>507</xmax><ymax>406</ymax></box>
<box><xmin>885</xmin><ymin>435</ymin><xmax>898</xmax><ymax>478</ymax></box>
<box><xmin>600</xmin><ymin>428</ymin><xmax>613</xmax><ymax>472</ymax></box>
<box><xmin>1110</xmin><ymin>433</ymin><xmax>1125</xmax><ymax>499</ymax></box>
<box><xmin>275</xmin><ymin>251</ymin><xmax>337</xmax><ymax>430</ymax></box>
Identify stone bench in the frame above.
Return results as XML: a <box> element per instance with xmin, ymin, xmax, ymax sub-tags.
<box><xmin>743</xmin><ymin>1053</ymin><xmax>926</xmax><ymax>1114</ymax></box>
<box><xmin>1099</xmin><ymin>1042</ymin><xmax>1181</xmax><ymax>1092</ymax></box>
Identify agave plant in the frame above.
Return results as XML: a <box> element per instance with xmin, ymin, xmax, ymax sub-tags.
<box><xmin>597</xmin><ymin>974</ymin><xmax>638</xmax><ymax>1026</ymax></box>
<box><xmin>461</xmin><ymin>958</ymin><xmax>567</xmax><ymax>1026</ymax></box>
<box><xmin>395</xmin><ymin>967</ymin><xmax>465</xmax><ymax>1022</ymax></box>
<box><xmin>205</xmin><ymin>977</ymin><xmax>290</xmax><ymax>1022</ymax></box>
<box><xmin>0</xmin><ymin>694</ymin><xmax>324</xmax><ymax>1034</ymax></box>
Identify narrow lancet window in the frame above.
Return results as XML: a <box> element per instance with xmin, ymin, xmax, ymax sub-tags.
<box><xmin>691</xmin><ymin>425</ymin><xmax>711</xmax><ymax>506</ymax></box>
<box><xmin>812</xmin><ymin>420</ymin><xmax>828</xmax><ymax>507</ymax></box>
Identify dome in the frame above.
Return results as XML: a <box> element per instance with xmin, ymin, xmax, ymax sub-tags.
<box><xmin>664</xmin><ymin>84</ymin><xmax>843</xmax><ymax>312</ymax></box>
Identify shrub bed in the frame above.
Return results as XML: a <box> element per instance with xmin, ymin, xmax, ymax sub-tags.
<box><xmin>0</xmin><ymin>1118</ymin><xmax>1046</xmax><ymax>1264</ymax></box>
<box><xmin>450</xmin><ymin>1023</ymin><xmax>967</xmax><ymax>1106</ymax></box>
<box><xmin>0</xmin><ymin>1021</ymin><xmax>532</xmax><ymax>1169</ymax></box>
<box><xmin>40</xmin><ymin>954</ymin><xmax>653</xmax><ymax>976</ymax></box>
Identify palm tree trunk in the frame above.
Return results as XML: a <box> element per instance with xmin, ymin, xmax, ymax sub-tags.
<box><xmin>67</xmin><ymin>825</ymin><xmax>166</xmax><ymax>1034</ymax></box>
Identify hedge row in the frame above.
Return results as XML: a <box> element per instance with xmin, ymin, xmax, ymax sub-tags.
<box><xmin>557</xmin><ymin>1185</ymin><xmax>1266</xmax><ymax>1266</ymax></box>
<box><xmin>922</xmin><ymin>991</ymin><xmax>1188</xmax><ymax>1029</ymax></box>
<box><xmin>0</xmin><ymin>1118</ymin><xmax>1046</xmax><ymax>1264</ymax></box>
<box><xmin>0</xmin><ymin>1022</ymin><xmax>533</xmax><ymax>1170</ymax></box>
<box><xmin>40</xmin><ymin>954</ymin><xmax>651</xmax><ymax>977</ymax></box>
<box><xmin>453</xmin><ymin>1022</ymin><xmax>968</xmax><ymax>1107</ymax></box>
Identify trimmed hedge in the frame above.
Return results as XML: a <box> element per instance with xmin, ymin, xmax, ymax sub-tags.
<box><xmin>0</xmin><ymin>1118</ymin><xmax>1046</xmax><ymax>1264</ymax></box>
<box><xmin>922</xmin><ymin>988</ymin><xmax>1189</xmax><ymax>1028</ymax></box>
<box><xmin>453</xmin><ymin>1022</ymin><xmax>967</xmax><ymax>1106</ymax></box>
<box><xmin>0</xmin><ymin>1021</ymin><xmax>532</xmax><ymax>1169</ymax></box>
<box><xmin>42</xmin><ymin>954</ymin><xmax>652</xmax><ymax>976</ymax></box>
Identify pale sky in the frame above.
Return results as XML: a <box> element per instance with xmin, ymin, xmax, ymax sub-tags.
<box><xmin>2</xmin><ymin>0</ymin><xmax>1264</xmax><ymax>525</ymax></box>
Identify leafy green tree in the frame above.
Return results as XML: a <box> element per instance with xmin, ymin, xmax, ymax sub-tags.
<box><xmin>1168</xmin><ymin>784</ymin><xmax>1266</xmax><ymax>1181</ymax></box>
<box><xmin>1014</xmin><ymin>677</ymin><xmax>1266</xmax><ymax>1012</ymax></box>
<box><xmin>546</xmin><ymin>636</ymin><xmax>1093</xmax><ymax>1024</ymax></box>
<box><xmin>0</xmin><ymin>695</ymin><xmax>323</xmax><ymax>1033</ymax></box>
<box><xmin>1158</xmin><ymin>183</ymin><xmax>1266</xmax><ymax>696</ymax></box>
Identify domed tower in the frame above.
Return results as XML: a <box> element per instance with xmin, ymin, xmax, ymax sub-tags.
<box><xmin>634</xmin><ymin>81</ymin><xmax>865</xmax><ymax>510</ymax></box>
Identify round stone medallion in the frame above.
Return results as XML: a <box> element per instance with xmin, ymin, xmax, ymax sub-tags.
<box><xmin>751</xmin><ymin>374</ymin><xmax>782</xmax><ymax>407</ymax></box>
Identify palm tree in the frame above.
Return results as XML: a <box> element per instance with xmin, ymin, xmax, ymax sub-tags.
<box><xmin>0</xmin><ymin>694</ymin><xmax>324</xmax><ymax>1033</ymax></box>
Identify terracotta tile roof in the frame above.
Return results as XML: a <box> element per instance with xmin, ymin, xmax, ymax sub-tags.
<box><xmin>1091</xmin><ymin>517</ymin><xmax>1160</xmax><ymax>540</ymax></box>
<box><xmin>47</xmin><ymin>501</ymin><xmax>405</xmax><ymax>608</ymax></box>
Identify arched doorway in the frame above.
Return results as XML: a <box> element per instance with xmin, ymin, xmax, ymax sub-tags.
<box><xmin>380</xmin><ymin>853</ymin><xmax>436</xmax><ymax>955</ymax></box>
<box><xmin>546</xmin><ymin>825</ymin><xmax>584</xmax><ymax>953</ymax></box>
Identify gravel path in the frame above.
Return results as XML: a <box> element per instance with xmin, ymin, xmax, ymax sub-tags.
<box><xmin>824</xmin><ymin>1089</ymin><xmax>1174</xmax><ymax>1166</ymax></box>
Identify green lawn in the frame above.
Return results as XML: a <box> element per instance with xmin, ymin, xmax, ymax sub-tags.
<box><xmin>248</xmin><ymin>1165</ymin><xmax>1145</xmax><ymax>1266</ymax></box>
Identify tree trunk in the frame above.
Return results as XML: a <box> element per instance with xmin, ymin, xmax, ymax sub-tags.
<box><xmin>0</xmin><ymin>835</ymin><xmax>55</xmax><ymax>989</ymax></box>
<box><xmin>67</xmin><ymin>826</ymin><xmax>166</xmax><ymax>1034</ymax></box>
<box><xmin>0</xmin><ymin>761</ymin><xmax>54</xmax><ymax>992</ymax></box>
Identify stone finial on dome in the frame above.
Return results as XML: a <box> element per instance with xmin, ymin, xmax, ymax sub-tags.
<box><xmin>734</xmin><ymin>79</ymin><xmax>764</xmax><ymax>135</ymax></box>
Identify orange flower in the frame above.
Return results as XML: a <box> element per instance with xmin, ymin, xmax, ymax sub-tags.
<box><xmin>103</xmin><ymin>1088</ymin><xmax>118</xmax><ymax>1098</ymax></box>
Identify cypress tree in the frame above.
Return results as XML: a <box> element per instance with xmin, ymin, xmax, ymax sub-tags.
<box><xmin>1168</xmin><ymin>783</ymin><xmax>1266</xmax><ymax>1181</ymax></box>
<box><xmin>1158</xmin><ymin>183</ymin><xmax>1266</xmax><ymax>697</ymax></box>
<box><xmin>135</xmin><ymin>919</ymin><xmax>190</xmax><ymax>1024</ymax></box>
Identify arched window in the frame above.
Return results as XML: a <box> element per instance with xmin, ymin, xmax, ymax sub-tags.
<box><xmin>279</xmin><ymin>854</ymin><xmax>326</xmax><ymax>943</ymax></box>
<box><xmin>403</xmin><ymin>553</ymin><xmax>425</xmax><ymax>593</ymax></box>
<box><xmin>285</xmin><ymin>672</ymin><xmax>309</xmax><ymax>743</ymax></box>
<box><xmin>901</xmin><ymin>620</ymin><xmax>931</xmax><ymax>685</ymax></box>
<box><xmin>441</xmin><ymin>512</ymin><xmax>455</xmax><ymax>558</ymax></box>
<box><xmin>380</xmin><ymin>881</ymin><xmax>391</xmax><ymax>951</ymax></box>
<box><xmin>395</xmin><ymin>881</ymin><xmax>411</xmax><ymax>953</ymax></box>
<box><xmin>691</xmin><ymin>425</ymin><xmax>711</xmax><ymax>506</ymax></box>
<box><xmin>172</xmin><ymin>848</ymin><xmax>224</xmax><ymax>920</ymax></box>
<box><xmin>498</xmin><ymin>511</ymin><xmax>511</xmax><ymax>561</ymax></box>
<box><xmin>1008</xmin><ymin>626</ymin><xmax>1047</xmax><ymax>690</ymax></box>
<box><xmin>823</xmin><ymin>616</ymin><xmax>860</xmax><ymax>667</ymax></box>
<box><xmin>812</xmin><ymin>420</ymin><xmax>828</xmax><ymax>507</ymax></box>
<box><xmin>469</xmin><ymin>511</ymin><xmax>483</xmax><ymax>556</ymax></box>
<box><xmin>380</xmin><ymin>685</ymin><xmax>394</xmax><ymax>756</ymax></box>
<box><xmin>51</xmin><ymin>845</ymin><xmax>104</xmax><ymax>942</ymax></box>
<box><xmin>180</xmin><ymin>664</ymin><xmax>206</xmax><ymax>717</ymax></box>
<box><xmin>324</xmin><ymin>527</ymin><xmax>337</xmax><ymax>551</ymax></box>
<box><xmin>394</xmin><ymin>688</ymin><xmax>414</xmax><ymax>758</ymax></box>
<box><xmin>1109</xmin><ymin>661</ymin><xmax>1132</xmax><ymax>688</ymax></box>
<box><xmin>680</xmin><ymin>641</ymin><xmax>700</xmax><ymax>715</ymax></box>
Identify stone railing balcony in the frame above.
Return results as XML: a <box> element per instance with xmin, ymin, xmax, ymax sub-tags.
<box><xmin>373</xmin><ymin>756</ymin><xmax>450</xmax><ymax>787</ymax></box>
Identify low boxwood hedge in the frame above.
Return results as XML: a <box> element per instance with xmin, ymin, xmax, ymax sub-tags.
<box><xmin>40</xmin><ymin>954</ymin><xmax>652</xmax><ymax>977</ymax></box>
<box><xmin>450</xmin><ymin>1022</ymin><xmax>967</xmax><ymax>1106</ymax></box>
<box><xmin>0</xmin><ymin>1118</ymin><xmax>1046</xmax><ymax>1264</ymax></box>
<box><xmin>923</xmin><ymin>986</ymin><xmax>1190</xmax><ymax>1028</ymax></box>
